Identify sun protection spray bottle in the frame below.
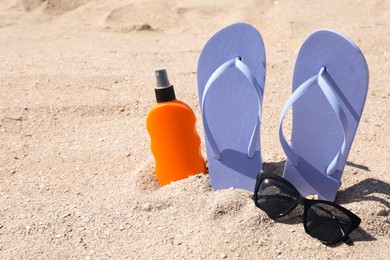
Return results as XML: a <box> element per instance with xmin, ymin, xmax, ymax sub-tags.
<box><xmin>146</xmin><ymin>68</ymin><xmax>206</xmax><ymax>185</ymax></box>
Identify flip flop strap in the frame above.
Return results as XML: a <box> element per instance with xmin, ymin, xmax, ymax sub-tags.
<box><xmin>201</xmin><ymin>57</ymin><xmax>263</xmax><ymax>159</ymax></box>
<box><xmin>279</xmin><ymin>67</ymin><xmax>349</xmax><ymax>176</ymax></box>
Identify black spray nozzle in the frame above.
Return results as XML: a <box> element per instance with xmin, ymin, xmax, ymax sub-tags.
<box><xmin>154</xmin><ymin>68</ymin><xmax>176</xmax><ymax>102</ymax></box>
<box><xmin>155</xmin><ymin>68</ymin><xmax>171</xmax><ymax>89</ymax></box>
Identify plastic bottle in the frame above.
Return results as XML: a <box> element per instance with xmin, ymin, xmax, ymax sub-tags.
<box><xmin>146</xmin><ymin>68</ymin><xmax>206</xmax><ymax>185</ymax></box>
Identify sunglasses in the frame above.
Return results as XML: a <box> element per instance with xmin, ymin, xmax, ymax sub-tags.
<box><xmin>254</xmin><ymin>172</ymin><xmax>361</xmax><ymax>244</ymax></box>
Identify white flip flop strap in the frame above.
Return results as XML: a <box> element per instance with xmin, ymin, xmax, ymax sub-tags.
<box><xmin>201</xmin><ymin>57</ymin><xmax>263</xmax><ymax>159</ymax></box>
<box><xmin>278</xmin><ymin>67</ymin><xmax>349</xmax><ymax>176</ymax></box>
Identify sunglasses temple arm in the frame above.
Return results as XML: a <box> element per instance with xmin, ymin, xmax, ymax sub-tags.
<box><xmin>343</xmin><ymin>236</ymin><xmax>354</xmax><ymax>245</ymax></box>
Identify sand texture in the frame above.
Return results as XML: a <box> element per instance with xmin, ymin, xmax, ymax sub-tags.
<box><xmin>0</xmin><ymin>0</ymin><xmax>389</xmax><ymax>258</ymax></box>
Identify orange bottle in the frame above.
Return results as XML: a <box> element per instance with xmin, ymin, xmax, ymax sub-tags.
<box><xmin>146</xmin><ymin>68</ymin><xmax>206</xmax><ymax>185</ymax></box>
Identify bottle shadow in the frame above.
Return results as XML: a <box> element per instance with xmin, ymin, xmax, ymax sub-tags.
<box><xmin>260</xmin><ymin>160</ymin><xmax>386</xmax><ymax>243</ymax></box>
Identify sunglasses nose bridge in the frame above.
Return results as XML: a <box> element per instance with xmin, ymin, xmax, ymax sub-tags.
<box><xmin>297</xmin><ymin>195</ymin><xmax>305</xmax><ymax>205</ymax></box>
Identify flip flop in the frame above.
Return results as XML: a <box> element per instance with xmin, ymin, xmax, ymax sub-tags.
<box><xmin>279</xmin><ymin>29</ymin><xmax>369</xmax><ymax>201</ymax></box>
<box><xmin>197</xmin><ymin>23</ymin><xmax>266</xmax><ymax>191</ymax></box>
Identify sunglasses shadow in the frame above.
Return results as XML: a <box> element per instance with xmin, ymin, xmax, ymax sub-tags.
<box><xmin>317</xmin><ymin>226</ymin><xmax>377</xmax><ymax>248</ymax></box>
<box><xmin>347</xmin><ymin>227</ymin><xmax>376</xmax><ymax>243</ymax></box>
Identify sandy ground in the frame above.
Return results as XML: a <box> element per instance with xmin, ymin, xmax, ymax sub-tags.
<box><xmin>0</xmin><ymin>0</ymin><xmax>389</xmax><ymax>258</ymax></box>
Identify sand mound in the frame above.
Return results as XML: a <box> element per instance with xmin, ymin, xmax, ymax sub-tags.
<box><xmin>103</xmin><ymin>3</ymin><xmax>180</xmax><ymax>33</ymax></box>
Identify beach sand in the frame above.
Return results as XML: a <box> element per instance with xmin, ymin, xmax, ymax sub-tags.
<box><xmin>0</xmin><ymin>0</ymin><xmax>389</xmax><ymax>258</ymax></box>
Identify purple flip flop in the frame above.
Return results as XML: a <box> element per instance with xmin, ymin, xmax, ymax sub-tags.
<box><xmin>279</xmin><ymin>29</ymin><xmax>369</xmax><ymax>201</ymax></box>
<box><xmin>197</xmin><ymin>23</ymin><xmax>266</xmax><ymax>191</ymax></box>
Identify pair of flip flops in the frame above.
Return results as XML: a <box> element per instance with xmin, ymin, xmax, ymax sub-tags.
<box><xmin>198</xmin><ymin>23</ymin><xmax>369</xmax><ymax>202</ymax></box>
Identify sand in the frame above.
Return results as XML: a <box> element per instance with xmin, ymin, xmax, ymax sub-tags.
<box><xmin>0</xmin><ymin>0</ymin><xmax>389</xmax><ymax>258</ymax></box>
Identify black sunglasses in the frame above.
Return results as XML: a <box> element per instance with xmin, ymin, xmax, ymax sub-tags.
<box><xmin>254</xmin><ymin>172</ymin><xmax>361</xmax><ymax>244</ymax></box>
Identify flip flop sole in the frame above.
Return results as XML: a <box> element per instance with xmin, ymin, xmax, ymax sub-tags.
<box><xmin>197</xmin><ymin>23</ymin><xmax>266</xmax><ymax>191</ymax></box>
<box><xmin>283</xmin><ymin>29</ymin><xmax>369</xmax><ymax>201</ymax></box>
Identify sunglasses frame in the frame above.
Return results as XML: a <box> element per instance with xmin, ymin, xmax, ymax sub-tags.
<box><xmin>254</xmin><ymin>172</ymin><xmax>361</xmax><ymax>244</ymax></box>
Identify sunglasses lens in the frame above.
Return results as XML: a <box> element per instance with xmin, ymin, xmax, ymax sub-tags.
<box><xmin>305</xmin><ymin>202</ymin><xmax>352</xmax><ymax>243</ymax></box>
<box><xmin>256</xmin><ymin>178</ymin><xmax>298</xmax><ymax>218</ymax></box>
